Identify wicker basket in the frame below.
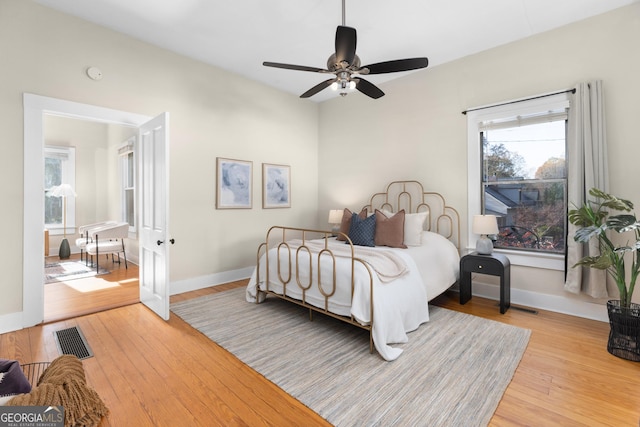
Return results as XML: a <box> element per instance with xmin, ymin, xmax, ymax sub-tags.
<box><xmin>20</xmin><ymin>362</ymin><xmax>51</xmax><ymax>386</ymax></box>
<box><xmin>607</xmin><ymin>300</ymin><xmax>640</xmax><ymax>362</ymax></box>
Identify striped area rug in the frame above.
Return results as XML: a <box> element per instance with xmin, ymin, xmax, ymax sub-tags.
<box><xmin>171</xmin><ymin>288</ymin><xmax>530</xmax><ymax>427</ymax></box>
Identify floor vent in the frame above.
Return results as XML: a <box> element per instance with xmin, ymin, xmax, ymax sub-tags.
<box><xmin>54</xmin><ymin>326</ymin><xmax>94</xmax><ymax>359</ymax></box>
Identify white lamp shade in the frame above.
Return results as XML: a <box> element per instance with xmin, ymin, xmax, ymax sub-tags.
<box><xmin>328</xmin><ymin>209</ymin><xmax>343</xmax><ymax>224</ymax></box>
<box><xmin>472</xmin><ymin>215</ymin><xmax>499</xmax><ymax>235</ymax></box>
<box><xmin>47</xmin><ymin>183</ymin><xmax>77</xmax><ymax>198</ymax></box>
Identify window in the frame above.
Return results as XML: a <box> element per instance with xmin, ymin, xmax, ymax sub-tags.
<box><xmin>44</xmin><ymin>146</ymin><xmax>76</xmax><ymax>233</ymax></box>
<box><xmin>482</xmin><ymin>118</ymin><xmax>567</xmax><ymax>254</ymax></box>
<box><xmin>467</xmin><ymin>92</ymin><xmax>571</xmax><ymax>269</ymax></box>
<box><xmin>119</xmin><ymin>137</ymin><xmax>136</xmax><ymax>232</ymax></box>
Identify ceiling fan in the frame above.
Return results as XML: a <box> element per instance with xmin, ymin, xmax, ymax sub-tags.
<box><xmin>263</xmin><ymin>0</ymin><xmax>428</xmax><ymax>100</ymax></box>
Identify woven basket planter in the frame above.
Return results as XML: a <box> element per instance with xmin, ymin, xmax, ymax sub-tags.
<box><xmin>607</xmin><ymin>300</ymin><xmax>640</xmax><ymax>362</ymax></box>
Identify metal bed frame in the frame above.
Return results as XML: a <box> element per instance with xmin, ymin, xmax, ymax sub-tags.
<box><xmin>253</xmin><ymin>180</ymin><xmax>460</xmax><ymax>355</ymax></box>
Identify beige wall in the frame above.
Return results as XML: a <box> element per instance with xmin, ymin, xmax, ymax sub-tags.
<box><xmin>0</xmin><ymin>0</ymin><xmax>318</xmax><ymax>319</ymax></box>
<box><xmin>318</xmin><ymin>4</ymin><xmax>640</xmax><ymax>308</ymax></box>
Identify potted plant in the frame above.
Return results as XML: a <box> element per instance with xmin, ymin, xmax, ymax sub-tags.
<box><xmin>568</xmin><ymin>188</ymin><xmax>640</xmax><ymax>361</ymax></box>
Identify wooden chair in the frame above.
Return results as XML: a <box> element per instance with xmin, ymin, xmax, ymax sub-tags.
<box><xmin>85</xmin><ymin>222</ymin><xmax>129</xmax><ymax>274</ymax></box>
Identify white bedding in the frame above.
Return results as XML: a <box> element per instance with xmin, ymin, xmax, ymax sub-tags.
<box><xmin>246</xmin><ymin>231</ymin><xmax>460</xmax><ymax>361</ymax></box>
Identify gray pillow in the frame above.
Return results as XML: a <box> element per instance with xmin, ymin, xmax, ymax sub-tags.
<box><xmin>0</xmin><ymin>359</ymin><xmax>31</xmax><ymax>397</ymax></box>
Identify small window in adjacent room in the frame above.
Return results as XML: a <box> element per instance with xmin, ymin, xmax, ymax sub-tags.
<box><xmin>467</xmin><ymin>91</ymin><xmax>570</xmax><ymax>264</ymax></box>
<box><xmin>44</xmin><ymin>145</ymin><xmax>76</xmax><ymax>233</ymax></box>
<box><xmin>119</xmin><ymin>137</ymin><xmax>136</xmax><ymax>232</ymax></box>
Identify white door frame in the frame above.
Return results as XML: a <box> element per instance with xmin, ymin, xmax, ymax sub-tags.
<box><xmin>23</xmin><ymin>93</ymin><xmax>151</xmax><ymax>327</ymax></box>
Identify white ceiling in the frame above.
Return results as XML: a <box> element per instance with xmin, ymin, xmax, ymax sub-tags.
<box><xmin>33</xmin><ymin>0</ymin><xmax>638</xmax><ymax>102</ymax></box>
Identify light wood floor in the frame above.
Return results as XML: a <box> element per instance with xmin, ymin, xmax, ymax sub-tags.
<box><xmin>4</xmin><ymin>277</ymin><xmax>640</xmax><ymax>426</ymax></box>
<box><xmin>44</xmin><ymin>254</ymin><xmax>139</xmax><ymax>323</ymax></box>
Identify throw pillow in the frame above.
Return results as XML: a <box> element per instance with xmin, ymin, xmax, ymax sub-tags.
<box><xmin>348</xmin><ymin>212</ymin><xmax>376</xmax><ymax>247</ymax></box>
<box><xmin>374</xmin><ymin>209</ymin><xmax>407</xmax><ymax>248</ymax></box>
<box><xmin>382</xmin><ymin>209</ymin><xmax>429</xmax><ymax>246</ymax></box>
<box><xmin>0</xmin><ymin>359</ymin><xmax>31</xmax><ymax>397</ymax></box>
<box><xmin>336</xmin><ymin>207</ymin><xmax>368</xmax><ymax>241</ymax></box>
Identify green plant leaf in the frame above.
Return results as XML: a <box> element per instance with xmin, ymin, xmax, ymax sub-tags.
<box><xmin>614</xmin><ymin>241</ymin><xmax>640</xmax><ymax>253</ymax></box>
<box><xmin>573</xmin><ymin>225</ymin><xmax>604</xmax><ymax>243</ymax></box>
<box><xmin>607</xmin><ymin>214</ymin><xmax>639</xmax><ymax>233</ymax></box>
<box><xmin>574</xmin><ymin>256</ymin><xmax>612</xmax><ymax>270</ymax></box>
<box><xmin>590</xmin><ymin>188</ymin><xmax>634</xmax><ymax>211</ymax></box>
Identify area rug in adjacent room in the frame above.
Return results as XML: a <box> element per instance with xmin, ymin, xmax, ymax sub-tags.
<box><xmin>45</xmin><ymin>260</ymin><xmax>109</xmax><ymax>284</ymax></box>
<box><xmin>171</xmin><ymin>288</ymin><xmax>531</xmax><ymax>427</ymax></box>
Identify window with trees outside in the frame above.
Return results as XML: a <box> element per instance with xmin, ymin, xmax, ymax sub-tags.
<box><xmin>44</xmin><ymin>145</ymin><xmax>76</xmax><ymax>233</ymax></box>
<box><xmin>467</xmin><ymin>91</ymin><xmax>571</xmax><ymax>264</ymax></box>
<box><xmin>482</xmin><ymin>118</ymin><xmax>566</xmax><ymax>253</ymax></box>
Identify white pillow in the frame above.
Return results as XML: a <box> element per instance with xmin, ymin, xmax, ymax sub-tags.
<box><xmin>382</xmin><ymin>210</ymin><xmax>428</xmax><ymax>246</ymax></box>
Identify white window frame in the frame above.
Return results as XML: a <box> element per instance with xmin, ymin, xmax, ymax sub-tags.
<box><xmin>118</xmin><ymin>136</ymin><xmax>136</xmax><ymax>233</ymax></box>
<box><xmin>44</xmin><ymin>145</ymin><xmax>76</xmax><ymax>235</ymax></box>
<box><xmin>466</xmin><ymin>92</ymin><xmax>570</xmax><ymax>270</ymax></box>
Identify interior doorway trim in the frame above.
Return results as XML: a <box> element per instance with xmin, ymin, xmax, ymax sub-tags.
<box><xmin>23</xmin><ymin>93</ymin><xmax>151</xmax><ymax>328</ymax></box>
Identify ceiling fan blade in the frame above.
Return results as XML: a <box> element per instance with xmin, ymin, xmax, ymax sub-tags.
<box><xmin>360</xmin><ymin>58</ymin><xmax>429</xmax><ymax>74</ymax></box>
<box><xmin>300</xmin><ymin>78</ymin><xmax>337</xmax><ymax>98</ymax></box>
<box><xmin>355</xmin><ymin>78</ymin><xmax>385</xmax><ymax>99</ymax></box>
<box><xmin>335</xmin><ymin>26</ymin><xmax>357</xmax><ymax>65</ymax></box>
<box><xmin>263</xmin><ymin>62</ymin><xmax>327</xmax><ymax>73</ymax></box>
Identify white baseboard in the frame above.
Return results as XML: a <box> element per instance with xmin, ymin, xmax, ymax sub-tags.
<box><xmin>170</xmin><ymin>266</ymin><xmax>254</xmax><ymax>296</ymax></box>
<box><xmin>463</xmin><ymin>280</ymin><xmax>608</xmax><ymax>322</ymax></box>
<box><xmin>0</xmin><ymin>311</ymin><xmax>24</xmax><ymax>335</ymax></box>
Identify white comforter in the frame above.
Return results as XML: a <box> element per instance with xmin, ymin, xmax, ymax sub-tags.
<box><xmin>246</xmin><ymin>231</ymin><xmax>459</xmax><ymax>361</ymax></box>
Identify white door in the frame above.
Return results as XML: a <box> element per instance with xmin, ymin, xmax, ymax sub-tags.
<box><xmin>138</xmin><ymin>112</ymin><xmax>171</xmax><ymax>320</ymax></box>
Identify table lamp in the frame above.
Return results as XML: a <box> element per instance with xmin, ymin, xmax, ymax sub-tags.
<box><xmin>328</xmin><ymin>209</ymin><xmax>343</xmax><ymax>236</ymax></box>
<box><xmin>472</xmin><ymin>214</ymin><xmax>499</xmax><ymax>255</ymax></box>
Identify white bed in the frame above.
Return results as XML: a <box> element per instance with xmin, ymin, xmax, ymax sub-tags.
<box><xmin>246</xmin><ymin>181</ymin><xmax>460</xmax><ymax>361</ymax></box>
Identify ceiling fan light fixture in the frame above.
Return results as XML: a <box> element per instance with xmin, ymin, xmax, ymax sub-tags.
<box><xmin>262</xmin><ymin>0</ymin><xmax>429</xmax><ymax>99</ymax></box>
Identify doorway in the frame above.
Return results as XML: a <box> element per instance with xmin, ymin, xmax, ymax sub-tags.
<box><xmin>23</xmin><ymin>93</ymin><xmax>169</xmax><ymax>328</ymax></box>
<box><xmin>43</xmin><ymin>114</ymin><xmax>139</xmax><ymax>322</ymax></box>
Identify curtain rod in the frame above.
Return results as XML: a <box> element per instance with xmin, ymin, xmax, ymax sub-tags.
<box><xmin>461</xmin><ymin>88</ymin><xmax>576</xmax><ymax>115</ymax></box>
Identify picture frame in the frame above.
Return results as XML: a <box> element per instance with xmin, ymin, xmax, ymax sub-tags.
<box><xmin>216</xmin><ymin>157</ymin><xmax>253</xmax><ymax>209</ymax></box>
<box><xmin>262</xmin><ymin>163</ymin><xmax>291</xmax><ymax>208</ymax></box>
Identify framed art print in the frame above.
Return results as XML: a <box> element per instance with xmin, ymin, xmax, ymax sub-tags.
<box><xmin>216</xmin><ymin>157</ymin><xmax>252</xmax><ymax>209</ymax></box>
<box><xmin>262</xmin><ymin>163</ymin><xmax>290</xmax><ymax>208</ymax></box>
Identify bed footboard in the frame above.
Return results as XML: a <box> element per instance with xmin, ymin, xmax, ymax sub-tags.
<box><xmin>255</xmin><ymin>226</ymin><xmax>375</xmax><ymax>353</ymax></box>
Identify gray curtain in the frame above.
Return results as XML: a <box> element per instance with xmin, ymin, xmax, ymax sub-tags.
<box><xmin>564</xmin><ymin>80</ymin><xmax>609</xmax><ymax>297</ymax></box>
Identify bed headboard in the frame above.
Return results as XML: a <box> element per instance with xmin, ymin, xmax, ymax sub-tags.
<box><xmin>362</xmin><ymin>180</ymin><xmax>460</xmax><ymax>251</ymax></box>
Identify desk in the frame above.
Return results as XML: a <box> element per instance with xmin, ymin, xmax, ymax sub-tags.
<box><xmin>460</xmin><ymin>252</ymin><xmax>510</xmax><ymax>314</ymax></box>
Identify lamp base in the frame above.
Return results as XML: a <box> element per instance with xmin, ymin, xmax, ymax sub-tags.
<box><xmin>59</xmin><ymin>238</ymin><xmax>71</xmax><ymax>259</ymax></box>
<box><xmin>476</xmin><ymin>235</ymin><xmax>494</xmax><ymax>255</ymax></box>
